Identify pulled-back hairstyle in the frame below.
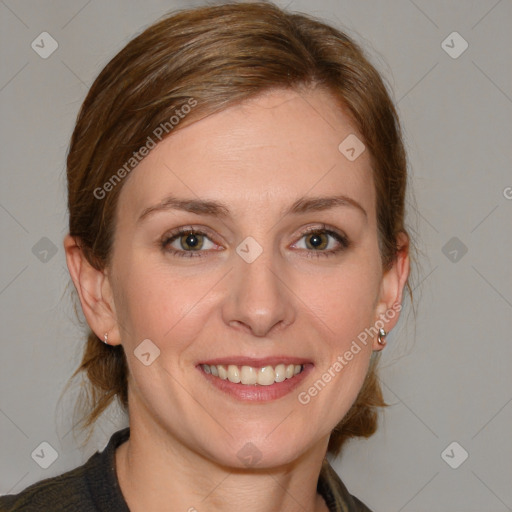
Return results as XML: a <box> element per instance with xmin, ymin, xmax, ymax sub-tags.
<box><xmin>65</xmin><ymin>1</ymin><xmax>411</xmax><ymax>456</ymax></box>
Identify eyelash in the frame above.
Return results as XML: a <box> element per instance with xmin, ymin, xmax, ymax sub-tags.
<box><xmin>160</xmin><ymin>224</ymin><xmax>350</xmax><ymax>259</ymax></box>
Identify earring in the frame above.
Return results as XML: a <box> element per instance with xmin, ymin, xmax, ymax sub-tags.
<box><xmin>377</xmin><ymin>328</ymin><xmax>387</xmax><ymax>346</ymax></box>
<box><xmin>103</xmin><ymin>332</ymin><xmax>109</xmax><ymax>345</ymax></box>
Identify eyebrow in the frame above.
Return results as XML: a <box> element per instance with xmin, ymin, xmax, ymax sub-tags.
<box><xmin>137</xmin><ymin>193</ymin><xmax>367</xmax><ymax>223</ymax></box>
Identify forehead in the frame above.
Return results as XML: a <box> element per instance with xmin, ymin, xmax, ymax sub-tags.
<box><xmin>117</xmin><ymin>88</ymin><xmax>375</xmax><ymax>223</ymax></box>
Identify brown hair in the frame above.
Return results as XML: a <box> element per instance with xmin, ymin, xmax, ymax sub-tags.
<box><xmin>65</xmin><ymin>1</ymin><xmax>411</xmax><ymax>455</ymax></box>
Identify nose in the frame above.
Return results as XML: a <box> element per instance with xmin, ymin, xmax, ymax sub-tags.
<box><xmin>221</xmin><ymin>247</ymin><xmax>296</xmax><ymax>337</ymax></box>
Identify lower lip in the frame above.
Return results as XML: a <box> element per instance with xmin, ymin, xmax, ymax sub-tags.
<box><xmin>197</xmin><ymin>364</ymin><xmax>313</xmax><ymax>402</ymax></box>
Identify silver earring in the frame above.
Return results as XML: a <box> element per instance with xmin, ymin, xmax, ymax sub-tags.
<box><xmin>377</xmin><ymin>328</ymin><xmax>387</xmax><ymax>346</ymax></box>
<box><xmin>103</xmin><ymin>332</ymin><xmax>109</xmax><ymax>345</ymax></box>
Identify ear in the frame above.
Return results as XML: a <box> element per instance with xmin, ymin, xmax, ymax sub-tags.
<box><xmin>64</xmin><ymin>234</ymin><xmax>121</xmax><ymax>346</ymax></box>
<box><xmin>372</xmin><ymin>231</ymin><xmax>410</xmax><ymax>351</ymax></box>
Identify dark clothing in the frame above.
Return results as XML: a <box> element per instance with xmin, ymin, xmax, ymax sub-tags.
<box><xmin>0</xmin><ymin>427</ymin><xmax>372</xmax><ymax>511</ymax></box>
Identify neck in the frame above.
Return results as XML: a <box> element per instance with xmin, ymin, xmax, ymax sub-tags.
<box><xmin>115</xmin><ymin>419</ymin><xmax>331</xmax><ymax>512</ymax></box>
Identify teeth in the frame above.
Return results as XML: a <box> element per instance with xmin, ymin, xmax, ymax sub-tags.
<box><xmin>201</xmin><ymin>363</ymin><xmax>304</xmax><ymax>385</ymax></box>
<box><xmin>217</xmin><ymin>365</ymin><xmax>227</xmax><ymax>380</ymax></box>
<box><xmin>240</xmin><ymin>365</ymin><xmax>258</xmax><ymax>385</ymax></box>
<box><xmin>227</xmin><ymin>365</ymin><xmax>241</xmax><ymax>383</ymax></box>
<box><xmin>274</xmin><ymin>364</ymin><xmax>286</xmax><ymax>383</ymax></box>
<box><xmin>257</xmin><ymin>366</ymin><xmax>275</xmax><ymax>386</ymax></box>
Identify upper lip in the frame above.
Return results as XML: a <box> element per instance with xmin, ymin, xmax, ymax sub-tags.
<box><xmin>198</xmin><ymin>356</ymin><xmax>311</xmax><ymax>367</ymax></box>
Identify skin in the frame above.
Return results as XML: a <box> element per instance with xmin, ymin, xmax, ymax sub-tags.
<box><xmin>65</xmin><ymin>87</ymin><xmax>409</xmax><ymax>512</ymax></box>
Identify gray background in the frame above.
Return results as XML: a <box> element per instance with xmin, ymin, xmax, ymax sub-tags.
<box><xmin>1</xmin><ymin>1</ymin><xmax>511</xmax><ymax>511</ymax></box>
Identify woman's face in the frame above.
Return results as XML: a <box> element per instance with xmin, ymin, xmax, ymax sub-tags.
<box><xmin>106</xmin><ymin>87</ymin><xmax>404</xmax><ymax>467</ymax></box>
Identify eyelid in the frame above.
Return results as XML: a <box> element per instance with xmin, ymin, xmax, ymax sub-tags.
<box><xmin>162</xmin><ymin>225</ymin><xmax>216</xmax><ymax>241</ymax></box>
<box><xmin>296</xmin><ymin>223</ymin><xmax>347</xmax><ymax>239</ymax></box>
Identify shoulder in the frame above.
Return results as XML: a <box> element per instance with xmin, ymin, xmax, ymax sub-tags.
<box><xmin>0</xmin><ymin>427</ymin><xmax>130</xmax><ymax>512</ymax></box>
<box><xmin>0</xmin><ymin>461</ymin><xmax>93</xmax><ymax>512</ymax></box>
<box><xmin>351</xmin><ymin>495</ymin><xmax>374</xmax><ymax>512</ymax></box>
<box><xmin>318</xmin><ymin>458</ymin><xmax>374</xmax><ymax>512</ymax></box>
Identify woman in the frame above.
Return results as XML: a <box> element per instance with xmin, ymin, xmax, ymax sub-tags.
<box><xmin>0</xmin><ymin>2</ymin><xmax>410</xmax><ymax>511</ymax></box>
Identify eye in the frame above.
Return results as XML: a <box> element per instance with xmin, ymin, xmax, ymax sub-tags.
<box><xmin>161</xmin><ymin>227</ymin><xmax>221</xmax><ymax>258</ymax></box>
<box><xmin>292</xmin><ymin>225</ymin><xmax>350</xmax><ymax>258</ymax></box>
<box><xmin>161</xmin><ymin>224</ymin><xmax>350</xmax><ymax>259</ymax></box>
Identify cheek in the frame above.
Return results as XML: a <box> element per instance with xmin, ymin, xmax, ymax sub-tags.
<box><xmin>294</xmin><ymin>256</ymin><xmax>380</xmax><ymax>346</ymax></box>
<box><xmin>295</xmin><ymin>270</ymin><xmax>377</xmax><ymax>432</ymax></box>
<box><xmin>113</xmin><ymin>254</ymin><xmax>218</xmax><ymax>351</ymax></box>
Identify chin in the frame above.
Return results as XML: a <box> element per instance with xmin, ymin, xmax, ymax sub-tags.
<box><xmin>203</xmin><ymin>428</ymin><xmax>317</xmax><ymax>471</ymax></box>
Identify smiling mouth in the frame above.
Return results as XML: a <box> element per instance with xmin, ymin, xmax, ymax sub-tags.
<box><xmin>200</xmin><ymin>363</ymin><xmax>304</xmax><ymax>386</ymax></box>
